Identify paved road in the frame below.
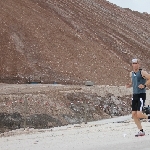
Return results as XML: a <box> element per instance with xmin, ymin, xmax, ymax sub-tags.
<box><xmin>1</xmin><ymin>115</ymin><xmax>150</xmax><ymax>150</ymax></box>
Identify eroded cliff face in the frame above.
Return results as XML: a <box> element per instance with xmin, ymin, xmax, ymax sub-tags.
<box><xmin>0</xmin><ymin>84</ymin><xmax>132</xmax><ymax>133</ymax></box>
<box><xmin>1</xmin><ymin>0</ymin><xmax>150</xmax><ymax>85</ymax></box>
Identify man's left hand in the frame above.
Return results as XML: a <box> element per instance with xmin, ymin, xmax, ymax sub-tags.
<box><xmin>138</xmin><ymin>84</ymin><xmax>145</xmax><ymax>89</ymax></box>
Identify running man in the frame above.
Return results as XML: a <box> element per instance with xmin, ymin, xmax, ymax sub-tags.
<box><xmin>126</xmin><ymin>58</ymin><xmax>150</xmax><ymax>136</ymax></box>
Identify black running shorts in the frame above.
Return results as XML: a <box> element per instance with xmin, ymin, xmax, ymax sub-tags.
<box><xmin>132</xmin><ymin>93</ymin><xmax>146</xmax><ymax>111</ymax></box>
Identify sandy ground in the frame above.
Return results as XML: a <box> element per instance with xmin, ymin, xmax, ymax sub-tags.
<box><xmin>1</xmin><ymin>84</ymin><xmax>150</xmax><ymax>150</ymax></box>
<box><xmin>1</xmin><ymin>115</ymin><xmax>150</xmax><ymax>150</ymax></box>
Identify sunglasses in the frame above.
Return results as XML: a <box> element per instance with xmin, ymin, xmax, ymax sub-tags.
<box><xmin>132</xmin><ymin>63</ymin><xmax>138</xmax><ymax>64</ymax></box>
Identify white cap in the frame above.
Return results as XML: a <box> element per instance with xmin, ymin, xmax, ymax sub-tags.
<box><xmin>132</xmin><ymin>59</ymin><xmax>138</xmax><ymax>63</ymax></box>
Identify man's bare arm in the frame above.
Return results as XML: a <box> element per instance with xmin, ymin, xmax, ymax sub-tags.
<box><xmin>142</xmin><ymin>70</ymin><xmax>150</xmax><ymax>86</ymax></box>
<box><xmin>138</xmin><ymin>70</ymin><xmax>150</xmax><ymax>89</ymax></box>
<box><xmin>126</xmin><ymin>82</ymin><xmax>132</xmax><ymax>88</ymax></box>
<box><xmin>126</xmin><ymin>72</ymin><xmax>132</xmax><ymax>88</ymax></box>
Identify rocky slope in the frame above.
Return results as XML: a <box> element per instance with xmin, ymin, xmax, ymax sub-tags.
<box><xmin>0</xmin><ymin>84</ymin><xmax>132</xmax><ymax>133</ymax></box>
<box><xmin>0</xmin><ymin>0</ymin><xmax>150</xmax><ymax>85</ymax></box>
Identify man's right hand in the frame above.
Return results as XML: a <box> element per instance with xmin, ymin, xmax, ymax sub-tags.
<box><xmin>126</xmin><ymin>83</ymin><xmax>131</xmax><ymax>88</ymax></box>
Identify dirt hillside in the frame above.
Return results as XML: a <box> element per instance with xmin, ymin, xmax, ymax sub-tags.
<box><xmin>0</xmin><ymin>0</ymin><xmax>150</xmax><ymax>85</ymax></box>
<box><xmin>0</xmin><ymin>83</ymin><xmax>132</xmax><ymax>133</ymax></box>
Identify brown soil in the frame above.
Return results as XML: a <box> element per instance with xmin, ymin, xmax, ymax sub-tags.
<box><xmin>1</xmin><ymin>0</ymin><xmax>150</xmax><ymax>85</ymax></box>
<box><xmin>0</xmin><ymin>84</ymin><xmax>132</xmax><ymax>133</ymax></box>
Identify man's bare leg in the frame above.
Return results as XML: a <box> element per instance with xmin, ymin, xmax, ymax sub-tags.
<box><xmin>132</xmin><ymin>111</ymin><xmax>142</xmax><ymax>130</ymax></box>
<box><xmin>132</xmin><ymin>111</ymin><xmax>149</xmax><ymax>129</ymax></box>
<box><xmin>137</xmin><ymin>111</ymin><xmax>148</xmax><ymax>119</ymax></box>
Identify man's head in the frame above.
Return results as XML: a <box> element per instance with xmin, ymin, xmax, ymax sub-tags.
<box><xmin>132</xmin><ymin>58</ymin><xmax>140</xmax><ymax>71</ymax></box>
